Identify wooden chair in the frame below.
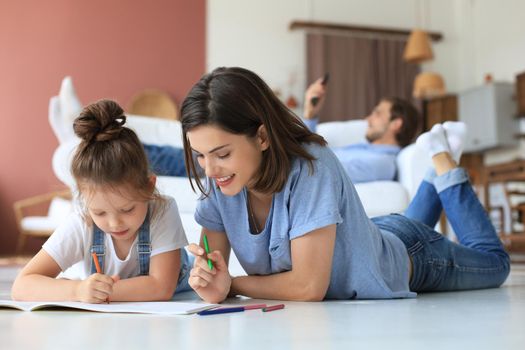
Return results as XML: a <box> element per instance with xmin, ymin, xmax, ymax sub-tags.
<box><xmin>482</xmin><ymin>160</ymin><xmax>525</xmax><ymax>253</ymax></box>
<box><xmin>13</xmin><ymin>189</ymin><xmax>72</xmax><ymax>253</ymax></box>
<box><xmin>127</xmin><ymin>89</ymin><xmax>179</xmax><ymax>120</ymax></box>
<box><xmin>488</xmin><ymin>181</ymin><xmax>525</xmax><ymax>252</ymax></box>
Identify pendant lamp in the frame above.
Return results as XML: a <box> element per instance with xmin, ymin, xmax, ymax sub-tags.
<box><xmin>403</xmin><ymin>29</ymin><xmax>433</xmax><ymax>63</ymax></box>
<box><xmin>413</xmin><ymin>72</ymin><xmax>445</xmax><ymax>98</ymax></box>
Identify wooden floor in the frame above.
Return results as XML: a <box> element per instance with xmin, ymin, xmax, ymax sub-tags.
<box><xmin>1</xmin><ymin>262</ymin><xmax>525</xmax><ymax>350</ymax></box>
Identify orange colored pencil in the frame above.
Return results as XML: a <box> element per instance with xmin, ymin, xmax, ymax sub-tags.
<box><xmin>91</xmin><ymin>252</ymin><xmax>109</xmax><ymax>303</ymax></box>
<box><xmin>91</xmin><ymin>252</ymin><xmax>102</xmax><ymax>273</ymax></box>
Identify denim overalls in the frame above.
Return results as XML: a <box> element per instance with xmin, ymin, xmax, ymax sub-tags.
<box><xmin>90</xmin><ymin>211</ymin><xmax>192</xmax><ymax>294</ymax></box>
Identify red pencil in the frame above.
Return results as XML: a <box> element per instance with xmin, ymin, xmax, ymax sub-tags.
<box><xmin>262</xmin><ymin>304</ymin><xmax>285</xmax><ymax>312</ymax></box>
<box><xmin>244</xmin><ymin>303</ymin><xmax>267</xmax><ymax>310</ymax></box>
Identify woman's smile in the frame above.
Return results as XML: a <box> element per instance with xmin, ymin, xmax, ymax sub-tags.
<box><xmin>215</xmin><ymin>174</ymin><xmax>235</xmax><ymax>187</ymax></box>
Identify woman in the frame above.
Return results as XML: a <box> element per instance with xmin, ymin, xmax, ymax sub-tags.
<box><xmin>181</xmin><ymin>67</ymin><xmax>509</xmax><ymax>303</ymax></box>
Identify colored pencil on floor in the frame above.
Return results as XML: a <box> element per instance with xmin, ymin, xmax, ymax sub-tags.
<box><xmin>243</xmin><ymin>303</ymin><xmax>267</xmax><ymax>310</ymax></box>
<box><xmin>197</xmin><ymin>306</ymin><xmax>245</xmax><ymax>316</ymax></box>
<box><xmin>262</xmin><ymin>304</ymin><xmax>285</xmax><ymax>312</ymax></box>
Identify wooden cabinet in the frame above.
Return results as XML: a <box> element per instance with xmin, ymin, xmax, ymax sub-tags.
<box><xmin>461</xmin><ymin>153</ymin><xmax>484</xmax><ymax>186</ymax></box>
<box><xmin>423</xmin><ymin>94</ymin><xmax>457</xmax><ymax>131</ymax></box>
<box><xmin>514</xmin><ymin>72</ymin><xmax>525</xmax><ymax>139</ymax></box>
<box><xmin>517</xmin><ymin>71</ymin><xmax>525</xmax><ymax>117</ymax></box>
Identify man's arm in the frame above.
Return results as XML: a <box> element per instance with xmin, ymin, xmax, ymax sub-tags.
<box><xmin>302</xmin><ymin>78</ymin><xmax>328</xmax><ymax>125</ymax></box>
<box><xmin>302</xmin><ymin>117</ymin><xmax>319</xmax><ymax>132</ymax></box>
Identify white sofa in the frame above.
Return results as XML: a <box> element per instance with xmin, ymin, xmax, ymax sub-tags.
<box><xmin>50</xmin><ymin>77</ymin><xmax>430</xmax><ymax>276</ymax></box>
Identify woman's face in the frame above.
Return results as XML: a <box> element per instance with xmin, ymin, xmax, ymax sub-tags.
<box><xmin>187</xmin><ymin>124</ymin><xmax>268</xmax><ymax>196</ymax></box>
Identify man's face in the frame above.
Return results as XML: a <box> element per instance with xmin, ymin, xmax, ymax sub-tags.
<box><xmin>365</xmin><ymin>100</ymin><xmax>395</xmax><ymax>143</ymax></box>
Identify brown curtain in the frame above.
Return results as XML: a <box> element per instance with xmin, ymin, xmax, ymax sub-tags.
<box><xmin>307</xmin><ymin>33</ymin><xmax>420</xmax><ymax>122</ymax></box>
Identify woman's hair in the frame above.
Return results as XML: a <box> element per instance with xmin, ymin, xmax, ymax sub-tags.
<box><xmin>180</xmin><ymin>67</ymin><xmax>327</xmax><ymax>195</ymax></box>
<box><xmin>71</xmin><ymin>99</ymin><xmax>164</xmax><ymax>213</ymax></box>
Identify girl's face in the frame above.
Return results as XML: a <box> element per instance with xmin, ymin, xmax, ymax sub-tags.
<box><xmin>187</xmin><ymin>124</ymin><xmax>269</xmax><ymax>196</ymax></box>
<box><xmin>84</xmin><ymin>184</ymin><xmax>149</xmax><ymax>243</ymax></box>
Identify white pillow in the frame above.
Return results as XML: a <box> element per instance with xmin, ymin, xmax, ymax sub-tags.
<box><xmin>21</xmin><ymin>217</ymin><xmax>63</xmax><ymax>231</ymax></box>
<box><xmin>316</xmin><ymin>119</ymin><xmax>368</xmax><ymax>148</ymax></box>
<box><xmin>354</xmin><ymin>181</ymin><xmax>409</xmax><ymax>217</ymax></box>
<box><xmin>47</xmin><ymin>196</ymin><xmax>73</xmax><ymax>219</ymax></box>
<box><xmin>126</xmin><ymin>115</ymin><xmax>184</xmax><ymax>148</ymax></box>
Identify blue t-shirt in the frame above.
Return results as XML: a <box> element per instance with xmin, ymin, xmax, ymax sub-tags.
<box><xmin>195</xmin><ymin>143</ymin><xmax>415</xmax><ymax>299</ymax></box>
<box><xmin>303</xmin><ymin>117</ymin><xmax>400</xmax><ymax>183</ymax></box>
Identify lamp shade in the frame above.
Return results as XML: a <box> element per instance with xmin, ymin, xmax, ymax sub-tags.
<box><xmin>404</xmin><ymin>29</ymin><xmax>434</xmax><ymax>63</ymax></box>
<box><xmin>413</xmin><ymin>72</ymin><xmax>445</xmax><ymax>98</ymax></box>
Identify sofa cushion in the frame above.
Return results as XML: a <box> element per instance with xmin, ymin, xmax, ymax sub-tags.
<box><xmin>21</xmin><ymin>217</ymin><xmax>63</xmax><ymax>232</ymax></box>
<box><xmin>396</xmin><ymin>144</ymin><xmax>431</xmax><ymax>199</ymax></box>
<box><xmin>316</xmin><ymin>119</ymin><xmax>368</xmax><ymax>148</ymax></box>
<box><xmin>47</xmin><ymin>196</ymin><xmax>73</xmax><ymax>218</ymax></box>
<box><xmin>126</xmin><ymin>115</ymin><xmax>184</xmax><ymax>148</ymax></box>
<box><xmin>354</xmin><ymin>181</ymin><xmax>409</xmax><ymax>217</ymax></box>
<box><xmin>156</xmin><ymin>176</ymin><xmax>199</xmax><ymax>214</ymax></box>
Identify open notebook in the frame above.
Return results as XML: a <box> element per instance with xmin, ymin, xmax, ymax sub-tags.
<box><xmin>0</xmin><ymin>300</ymin><xmax>216</xmax><ymax>315</ymax></box>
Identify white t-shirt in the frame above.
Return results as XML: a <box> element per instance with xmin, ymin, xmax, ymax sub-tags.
<box><xmin>43</xmin><ymin>196</ymin><xmax>188</xmax><ymax>280</ymax></box>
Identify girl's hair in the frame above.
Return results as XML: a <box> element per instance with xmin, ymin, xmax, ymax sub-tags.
<box><xmin>181</xmin><ymin>67</ymin><xmax>327</xmax><ymax>196</ymax></box>
<box><xmin>71</xmin><ymin>99</ymin><xmax>164</xmax><ymax>215</ymax></box>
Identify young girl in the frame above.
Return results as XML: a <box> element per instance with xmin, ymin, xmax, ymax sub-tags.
<box><xmin>181</xmin><ymin>67</ymin><xmax>510</xmax><ymax>303</ymax></box>
<box><xmin>12</xmin><ymin>99</ymin><xmax>191</xmax><ymax>303</ymax></box>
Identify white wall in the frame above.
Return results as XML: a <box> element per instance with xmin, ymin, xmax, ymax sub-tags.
<box><xmin>207</xmin><ymin>0</ymin><xmax>459</xmax><ymax>105</ymax></box>
<box><xmin>207</xmin><ymin>0</ymin><xmax>525</xmax><ymax>96</ymax></box>
<box><xmin>207</xmin><ymin>0</ymin><xmax>525</xmax><ymax>162</ymax></box>
<box><xmin>457</xmin><ymin>0</ymin><xmax>525</xmax><ymax>89</ymax></box>
<box><xmin>456</xmin><ymin>0</ymin><xmax>525</xmax><ymax>163</ymax></box>
<box><xmin>207</xmin><ymin>0</ymin><xmax>307</xmax><ymax>106</ymax></box>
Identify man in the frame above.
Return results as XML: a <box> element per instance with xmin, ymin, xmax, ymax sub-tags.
<box><xmin>146</xmin><ymin>80</ymin><xmax>420</xmax><ymax>180</ymax></box>
<box><xmin>302</xmin><ymin>77</ymin><xmax>421</xmax><ymax>183</ymax></box>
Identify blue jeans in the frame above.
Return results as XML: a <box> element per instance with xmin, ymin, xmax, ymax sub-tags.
<box><xmin>173</xmin><ymin>250</ymin><xmax>194</xmax><ymax>295</ymax></box>
<box><xmin>143</xmin><ymin>144</ymin><xmax>187</xmax><ymax>177</ymax></box>
<box><xmin>372</xmin><ymin>168</ymin><xmax>510</xmax><ymax>292</ymax></box>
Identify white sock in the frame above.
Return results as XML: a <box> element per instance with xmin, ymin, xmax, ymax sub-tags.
<box><xmin>416</xmin><ymin>124</ymin><xmax>451</xmax><ymax>159</ymax></box>
<box><xmin>443</xmin><ymin>121</ymin><xmax>467</xmax><ymax>163</ymax></box>
<box><xmin>58</xmin><ymin>76</ymin><xmax>83</xmax><ymax>142</ymax></box>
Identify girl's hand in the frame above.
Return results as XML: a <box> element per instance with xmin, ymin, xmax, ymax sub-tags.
<box><xmin>76</xmin><ymin>273</ymin><xmax>117</xmax><ymax>303</ymax></box>
<box><xmin>187</xmin><ymin>243</ymin><xmax>231</xmax><ymax>303</ymax></box>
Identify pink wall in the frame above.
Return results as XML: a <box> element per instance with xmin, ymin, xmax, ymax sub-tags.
<box><xmin>0</xmin><ymin>0</ymin><xmax>205</xmax><ymax>254</ymax></box>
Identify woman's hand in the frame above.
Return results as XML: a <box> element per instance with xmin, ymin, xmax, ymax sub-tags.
<box><xmin>75</xmin><ymin>273</ymin><xmax>118</xmax><ymax>303</ymax></box>
<box><xmin>187</xmin><ymin>243</ymin><xmax>231</xmax><ymax>303</ymax></box>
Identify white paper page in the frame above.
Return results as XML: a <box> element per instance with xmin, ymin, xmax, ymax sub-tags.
<box><xmin>0</xmin><ymin>300</ymin><xmax>216</xmax><ymax>315</ymax></box>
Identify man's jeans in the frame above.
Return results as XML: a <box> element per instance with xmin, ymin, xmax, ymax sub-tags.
<box><xmin>143</xmin><ymin>144</ymin><xmax>187</xmax><ymax>177</ymax></box>
<box><xmin>373</xmin><ymin>168</ymin><xmax>510</xmax><ymax>292</ymax></box>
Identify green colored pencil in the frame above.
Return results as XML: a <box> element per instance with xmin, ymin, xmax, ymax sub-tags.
<box><xmin>203</xmin><ymin>234</ymin><xmax>213</xmax><ymax>270</ymax></box>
